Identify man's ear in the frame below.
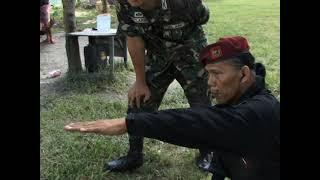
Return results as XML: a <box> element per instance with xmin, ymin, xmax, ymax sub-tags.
<box><xmin>240</xmin><ymin>65</ymin><xmax>251</xmax><ymax>83</ymax></box>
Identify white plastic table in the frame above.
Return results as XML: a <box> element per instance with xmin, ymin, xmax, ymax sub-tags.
<box><xmin>67</xmin><ymin>28</ymin><xmax>119</xmax><ymax>73</ymax></box>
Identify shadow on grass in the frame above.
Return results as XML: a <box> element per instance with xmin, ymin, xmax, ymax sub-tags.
<box><xmin>48</xmin><ymin>63</ymin><xmax>133</xmax><ymax>95</ymax></box>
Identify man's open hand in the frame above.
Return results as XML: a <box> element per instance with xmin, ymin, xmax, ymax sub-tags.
<box><xmin>64</xmin><ymin>118</ymin><xmax>127</xmax><ymax>135</ymax></box>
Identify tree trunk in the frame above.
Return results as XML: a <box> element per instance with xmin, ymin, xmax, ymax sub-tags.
<box><xmin>62</xmin><ymin>0</ymin><xmax>82</xmax><ymax>73</ymax></box>
<box><xmin>101</xmin><ymin>0</ymin><xmax>108</xmax><ymax>13</ymax></box>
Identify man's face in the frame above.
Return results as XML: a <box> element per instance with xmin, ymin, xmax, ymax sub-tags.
<box><xmin>128</xmin><ymin>0</ymin><xmax>145</xmax><ymax>7</ymax></box>
<box><xmin>205</xmin><ymin>60</ymin><xmax>244</xmax><ymax>104</ymax></box>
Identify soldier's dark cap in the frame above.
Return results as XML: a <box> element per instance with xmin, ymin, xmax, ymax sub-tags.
<box><xmin>199</xmin><ymin>36</ymin><xmax>250</xmax><ymax>66</ymax></box>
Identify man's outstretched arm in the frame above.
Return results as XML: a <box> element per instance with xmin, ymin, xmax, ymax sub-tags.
<box><xmin>64</xmin><ymin>105</ymin><xmax>262</xmax><ymax>155</ymax></box>
<box><xmin>64</xmin><ymin>118</ymin><xmax>127</xmax><ymax>135</ymax></box>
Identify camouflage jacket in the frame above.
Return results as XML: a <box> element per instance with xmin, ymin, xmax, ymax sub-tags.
<box><xmin>115</xmin><ymin>0</ymin><xmax>210</xmax><ymax>56</ymax></box>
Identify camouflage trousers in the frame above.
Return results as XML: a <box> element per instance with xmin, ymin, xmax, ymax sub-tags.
<box><xmin>127</xmin><ymin>44</ymin><xmax>212</xmax><ymax>155</ymax></box>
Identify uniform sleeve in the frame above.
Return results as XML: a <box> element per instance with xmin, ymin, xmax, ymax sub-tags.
<box><xmin>191</xmin><ymin>0</ymin><xmax>210</xmax><ymax>25</ymax></box>
<box><xmin>168</xmin><ymin>0</ymin><xmax>210</xmax><ymax>25</ymax></box>
<box><xmin>116</xmin><ymin>2</ymin><xmax>143</xmax><ymax>37</ymax></box>
<box><xmin>126</xmin><ymin>104</ymin><xmax>273</xmax><ymax>156</ymax></box>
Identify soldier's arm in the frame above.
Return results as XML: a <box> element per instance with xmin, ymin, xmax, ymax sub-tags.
<box><xmin>127</xmin><ymin>36</ymin><xmax>146</xmax><ymax>85</ymax></box>
<box><xmin>116</xmin><ymin>1</ymin><xmax>143</xmax><ymax>37</ymax></box>
<box><xmin>115</xmin><ymin>1</ymin><xmax>146</xmax><ymax>85</ymax></box>
<box><xmin>184</xmin><ymin>0</ymin><xmax>210</xmax><ymax>25</ymax></box>
<box><xmin>115</xmin><ymin>1</ymin><xmax>151</xmax><ymax>107</ymax></box>
<box><xmin>193</xmin><ymin>0</ymin><xmax>210</xmax><ymax>25</ymax></box>
<box><xmin>167</xmin><ymin>0</ymin><xmax>210</xmax><ymax>25</ymax></box>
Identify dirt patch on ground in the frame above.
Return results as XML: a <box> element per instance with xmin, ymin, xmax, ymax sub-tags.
<box><xmin>40</xmin><ymin>32</ymin><xmax>180</xmax><ymax>101</ymax></box>
<box><xmin>40</xmin><ymin>32</ymin><xmax>131</xmax><ymax>98</ymax></box>
<box><xmin>40</xmin><ymin>32</ymin><xmax>87</xmax><ymax>81</ymax></box>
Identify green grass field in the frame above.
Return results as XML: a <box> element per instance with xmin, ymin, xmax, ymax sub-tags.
<box><xmin>41</xmin><ymin>0</ymin><xmax>280</xmax><ymax>179</ymax></box>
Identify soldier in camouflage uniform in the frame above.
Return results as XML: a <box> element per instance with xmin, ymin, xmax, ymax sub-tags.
<box><xmin>106</xmin><ymin>0</ymin><xmax>213</xmax><ymax>172</ymax></box>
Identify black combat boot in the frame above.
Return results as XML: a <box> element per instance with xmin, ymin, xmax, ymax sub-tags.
<box><xmin>196</xmin><ymin>149</ymin><xmax>214</xmax><ymax>172</ymax></box>
<box><xmin>105</xmin><ymin>136</ymin><xmax>144</xmax><ymax>172</ymax></box>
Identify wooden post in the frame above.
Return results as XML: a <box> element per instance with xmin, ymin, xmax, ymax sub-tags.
<box><xmin>62</xmin><ymin>0</ymin><xmax>82</xmax><ymax>73</ymax></box>
<box><xmin>101</xmin><ymin>0</ymin><xmax>109</xmax><ymax>13</ymax></box>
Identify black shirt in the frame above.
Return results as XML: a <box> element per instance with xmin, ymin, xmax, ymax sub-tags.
<box><xmin>126</xmin><ymin>76</ymin><xmax>280</xmax><ymax>180</ymax></box>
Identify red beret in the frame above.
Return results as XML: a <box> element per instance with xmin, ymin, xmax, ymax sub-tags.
<box><xmin>199</xmin><ymin>36</ymin><xmax>250</xmax><ymax>66</ymax></box>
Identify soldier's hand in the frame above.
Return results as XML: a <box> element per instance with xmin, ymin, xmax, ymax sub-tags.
<box><xmin>64</xmin><ymin>118</ymin><xmax>127</xmax><ymax>135</ymax></box>
<box><xmin>128</xmin><ymin>81</ymin><xmax>151</xmax><ymax>108</ymax></box>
